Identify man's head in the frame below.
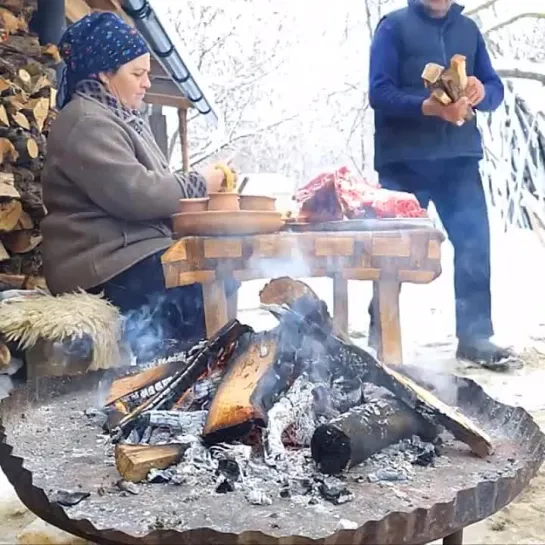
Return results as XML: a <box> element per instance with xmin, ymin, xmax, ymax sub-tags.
<box><xmin>419</xmin><ymin>0</ymin><xmax>453</xmax><ymax>17</ymax></box>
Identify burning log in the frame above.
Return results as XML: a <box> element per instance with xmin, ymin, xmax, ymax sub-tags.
<box><xmin>115</xmin><ymin>444</ymin><xmax>187</xmax><ymax>483</ymax></box>
<box><xmin>127</xmin><ymin>410</ymin><xmax>206</xmax><ymax>437</ymax></box>
<box><xmin>106</xmin><ymin>362</ymin><xmax>180</xmax><ymax>406</ymax></box>
<box><xmin>261</xmin><ymin>278</ymin><xmax>494</xmax><ymax>458</ymax></box>
<box><xmin>311</xmin><ymin>395</ymin><xmax>437</xmax><ymax>474</ymax></box>
<box><xmin>259</xmin><ymin>276</ymin><xmax>349</xmax><ymax>341</ymax></box>
<box><xmin>111</xmin><ymin>320</ymin><xmax>249</xmax><ymax>440</ymax></box>
<box><xmin>203</xmin><ymin>329</ymin><xmax>300</xmax><ymax>444</ymax></box>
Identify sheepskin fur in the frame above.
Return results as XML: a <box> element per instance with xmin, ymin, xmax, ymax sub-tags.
<box><xmin>0</xmin><ymin>291</ymin><xmax>122</xmax><ymax>371</ymax></box>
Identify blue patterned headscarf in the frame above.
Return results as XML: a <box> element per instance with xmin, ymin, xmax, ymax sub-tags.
<box><xmin>58</xmin><ymin>12</ymin><xmax>149</xmax><ymax>109</ymax></box>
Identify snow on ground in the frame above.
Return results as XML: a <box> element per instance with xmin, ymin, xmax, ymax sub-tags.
<box><xmin>1</xmin><ymin>224</ymin><xmax>545</xmax><ymax>543</ymax></box>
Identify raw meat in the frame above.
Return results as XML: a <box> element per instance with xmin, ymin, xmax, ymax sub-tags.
<box><xmin>294</xmin><ymin>167</ymin><xmax>427</xmax><ymax>221</ymax></box>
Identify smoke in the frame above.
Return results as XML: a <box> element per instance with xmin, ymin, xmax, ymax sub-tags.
<box><xmin>245</xmin><ymin>239</ymin><xmax>312</xmax><ymax>280</ymax></box>
<box><xmin>119</xmin><ymin>287</ymin><xmax>206</xmax><ymax>365</ymax></box>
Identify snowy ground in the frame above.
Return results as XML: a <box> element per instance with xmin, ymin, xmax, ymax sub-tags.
<box><xmin>2</xmin><ymin>223</ymin><xmax>545</xmax><ymax>543</ymax></box>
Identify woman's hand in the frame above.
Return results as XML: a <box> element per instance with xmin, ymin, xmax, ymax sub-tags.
<box><xmin>198</xmin><ymin>164</ymin><xmax>225</xmax><ymax>193</ymax></box>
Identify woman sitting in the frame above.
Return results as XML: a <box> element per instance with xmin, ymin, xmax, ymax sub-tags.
<box><xmin>41</xmin><ymin>13</ymin><xmax>226</xmax><ymax>356</ymax></box>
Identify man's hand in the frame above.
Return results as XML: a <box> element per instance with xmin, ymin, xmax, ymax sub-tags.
<box><xmin>423</xmin><ymin>96</ymin><xmax>471</xmax><ymax>125</ymax></box>
<box><xmin>465</xmin><ymin>76</ymin><xmax>485</xmax><ymax>106</ymax></box>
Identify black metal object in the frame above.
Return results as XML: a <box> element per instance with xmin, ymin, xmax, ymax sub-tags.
<box><xmin>30</xmin><ymin>0</ymin><xmax>65</xmax><ymax>85</ymax></box>
<box><xmin>1</xmin><ymin>368</ymin><xmax>543</xmax><ymax>545</ymax></box>
<box><xmin>30</xmin><ymin>0</ymin><xmax>65</xmax><ymax>46</ymax></box>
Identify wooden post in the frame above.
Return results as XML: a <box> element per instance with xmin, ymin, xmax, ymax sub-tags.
<box><xmin>148</xmin><ymin>104</ymin><xmax>168</xmax><ymax>158</ymax></box>
<box><xmin>374</xmin><ymin>279</ymin><xmax>403</xmax><ymax>365</ymax></box>
<box><xmin>333</xmin><ymin>274</ymin><xmax>349</xmax><ymax>335</ymax></box>
<box><xmin>178</xmin><ymin>107</ymin><xmax>189</xmax><ymax>173</ymax></box>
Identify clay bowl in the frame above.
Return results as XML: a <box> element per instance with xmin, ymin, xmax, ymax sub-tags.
<box><xmin>239</xmin><ymin>195</ymin><xmax>277</xmax><ymax>211</ymax></box>
<box><xmin>179</xmin><ymin>197</ymin><xmax>209</xmax><ymax>213</ymax></box>
<box><xmin>208</xmin><ymin>192</ymin><xmax>240</xmax><ymax>211</ymax></box>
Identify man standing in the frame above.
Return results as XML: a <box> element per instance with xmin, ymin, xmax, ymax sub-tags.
<box><xmin>368</xmin><ymin>0</ymin><xmax>511</xmax><ymax>366</ymax></box>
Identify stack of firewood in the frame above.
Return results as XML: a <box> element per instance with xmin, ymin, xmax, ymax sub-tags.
<box><xmin>0</xmin><ymin>0</ymin><xmax>59</xmax><ymax>292</ymax></box>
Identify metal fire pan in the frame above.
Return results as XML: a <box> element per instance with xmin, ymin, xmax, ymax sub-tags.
<box><xmin>1</xmin><ymin>369</ymin><xmax>544</xmax><ymax>545</ymax></box>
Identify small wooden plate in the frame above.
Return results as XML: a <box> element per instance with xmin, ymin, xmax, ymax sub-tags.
<box><xmin>172</xmin><ymin>210</ymin><xmax>285</xmax><ymax>237</ymax></box>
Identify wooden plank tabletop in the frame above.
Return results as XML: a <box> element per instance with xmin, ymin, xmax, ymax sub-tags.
<box><xmin>161</xmin><ymin>229</ymin><xmax>445</xmax><ymax>288</ymax></box>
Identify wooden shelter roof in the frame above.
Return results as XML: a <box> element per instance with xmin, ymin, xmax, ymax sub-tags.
<box><xmin>64</xmin><ymin>0</ymin><xmax>216</xmax><ymax>119</ymax></box>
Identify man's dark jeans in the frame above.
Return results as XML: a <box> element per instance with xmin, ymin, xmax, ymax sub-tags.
<box><xmin>369</xmin><ymin>158</ymin><xmax>493</xmax><ymax>343</ymax></box>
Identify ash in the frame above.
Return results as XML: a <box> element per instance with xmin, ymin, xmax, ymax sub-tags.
<box><xmin>95</xmin><ymin>381</ymin><xmax>442</xmax><ymax>509</ymax></box>
<box><xmin>6</xmin><ymin>375</ymin><xmax>525</xmax><ymax>539</ymax></box>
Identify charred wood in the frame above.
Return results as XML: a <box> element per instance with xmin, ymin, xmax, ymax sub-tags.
<box><xmin>311</xmin><ymin>396</ymin><xmax>438</xmax><ymax>475</ymax></box>
<box><xmin>202</xmin><ymin>325</ymin><xmax>303</xmax><ymax>445</ymax></box>
<box><xmin>110</xmin><ymin>320</ymin><xmax>250</xmax><ymax>439</ymax></box>
<box><xmin>261</xmin><ymin>280</ymin><xmax>494</xmax><ymax>458</ymax></box>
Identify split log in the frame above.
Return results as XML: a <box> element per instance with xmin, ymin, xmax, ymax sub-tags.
<box><xmin>106</xmin><ymin>362</ymin><xmax>181</xmax><ymax>405</ymax></box>
<box><xmin>12</xmin><ymin>209</ymin><xmax>32</xmax><ymax>229</ymax></box>
<box><xmin>111</xmin><ymin>320</ymin><xmax>250</xmax><ymax>438</ymax></box>
<box><xmin>9</xmin><ymin>110</ymin><xmax>29</xmax><ymax>130</ymax></box>
<box><xmin>0</xmin><ymin>199</ymin><xmax>22</xmax><ymax>231</ymax></box>
<box><xmin>0</xmin><ymin>272</ymin><xmax>25</xmax><ymax>289</ymax></box>
<box><xmin>422</xmin><ymin>54</ymin><xmax>473</xmax><ymax>125</ymax></box>
<box><xmin>0</xmin><ymin>137</ymin><xmax>18</xmax><ymax>163</ymax></box>
<box><xmin>41</xmin><ymin>44</ymin><xmax>61</xmax><ymax>64</ymax></box>
<box><xmin>203</xmin><ymin>331</ymin><xmax>283</xmax><ymax>444</ymax></box>
<box><xmin>23</xmin><ymin>274</ymin><xmax>45</xmax><ymax>290</ymax></box>
<box><xmin>2</xmin><ymin>35</ymin><xmax>41</xmax><ymax>58</ymax></box>
<box><xmin>0</xmin><ymin>247</ymin><xmax>41</xmax><ymax>276</ymax></box>
<box><xmin>2</xmin><ymin>228</ymin><xmax>41</xmax><ymax>253</ymax></box>
<box><xmin>0</xmin><ymin>78</ymin><xmax>10</xmax><ymax>93</ymax></box>
<box><xmin>115</xmin><ymin>444</ymin><xmax>187</xmax><ymax>483</ymax></box>
<box><xmin>259</xmin><ymin>276</ymin><xmax>349</xmax><ymax>341</ymax></box>
<box><xmin>4</xmin><ymin>92</ymin><xmax>28</xmax><ymax>114</ymax></box>
<box><xmin>0</xmin><ymin>104</ymin><xmax>8</xmax><ymax>126</ymax></box>
<box><xmin>0</xmin><ymin>171</ymin><xmax>19</xmax><ymax>198</ymax></box>
<box><xmin>0</xmin><ymin>1</ymin><xmax>38</xmax><ymax>16</ymax></box>
<box><xmin>132</xmin><ymin>410</ymin><xmax>206</xmax><ymax>436</ymax></box>
<box><xmin>0</xmin><ymin>7</ymin><xmax>27</xmax><ymax>35</ymax></box>
<box><xmin>23</xmin><ymin>97</ymin><xmax>48</xmax><ymax>131</ymax></box>
<box><xmin>10</xmin><ymin>130</ymin><xmax>39</xmax><ymax>163</ymax></box>
<box><xmin>12</xmin><ymin>167</ymin><xmax>42</xmax><ymax>212</ymax></box>
<box><xmin>0</xmin><ymin>340</ymin><xmax>12</xmax><ymax>370</ymax></box>
<box><xmin>0</xmin><ymin>240</ymin><xmax>8</xmax><ymax>261</ymax></box>
<box><xmin>310</xmin><ymin>396</ymin><xmax>437</xmax><ymax>474</ymax></box>
<box><xmin>0</xmin><ymin>77</ymin><xmax>12</xmax><ymax>95</ymax></box>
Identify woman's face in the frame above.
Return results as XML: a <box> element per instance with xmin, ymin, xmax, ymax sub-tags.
<box><xmin>100</xmin><ymin>53</ymin><xmax>152</xmax><ymax>110</ymax></box>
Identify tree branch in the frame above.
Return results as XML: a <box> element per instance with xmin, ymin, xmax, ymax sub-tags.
<box><xmin>484</xmin><ymin>12</ymin><xmax>545</xmax><ymax>35</ymax></box>
<box><xmin>190</xmin><ymin>113</ymin><xmax>300</xmax><ymax>167</ymax></box>
<box><xmin>497</xmin><ymin>68</ymin><xmax>545</xmax><ymax>84</ymax></box>
<box><xmin>465</xmin><ymin>0</ymin><xmax>500</xmax><ymax>17</ymax></box>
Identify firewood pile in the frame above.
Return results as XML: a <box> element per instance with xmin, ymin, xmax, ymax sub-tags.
<box><xmin>0</xmin><ymin>0</ymin><xmax>59</xmax><ymax>293</ymax></box>
<box><xmin>99</xmin><ymin>277</ymin><xmax>493</xmax><ymax>497</ymax></box>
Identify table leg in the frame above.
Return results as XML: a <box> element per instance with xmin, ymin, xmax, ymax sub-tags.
<box><xmin>226</xmin><ymin>286</ymin><xmax>238</xmax><ymax>321</ymax></box>
<box><xmin>374</xmin><ymin>279</ymin><xmax>403</xmax><ymax>364</ymax></box>
<box><xmin>443</xmin><ymin>530</ymin><xmax>464</xmax><ymax>545</ymax></box>
<box><xmin>202</xmin><ymin>280</ymin><xmax>228</xmax><ymax>338</ymax></box>
<box><xmin>333</xmin><ymin>275</ymin><xmax>349</xmax><ymax>334</ymax></box>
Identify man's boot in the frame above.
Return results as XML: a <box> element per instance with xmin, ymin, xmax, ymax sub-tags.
<box><xmin>456</xmin><ymin>337</ymin><xmax>515</xmax><ymax>369</ymax></box>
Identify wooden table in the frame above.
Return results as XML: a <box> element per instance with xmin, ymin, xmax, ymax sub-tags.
<box><xmin>161</xmin><ymin>229</ymin><xmax>444</xmax><ymax>364</ymax></box>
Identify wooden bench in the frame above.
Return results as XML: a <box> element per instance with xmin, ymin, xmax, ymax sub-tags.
<box><xmin>161</xmin><ymin>229</ymin><xmax>444</xmax><ymax>364</ymax></box>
